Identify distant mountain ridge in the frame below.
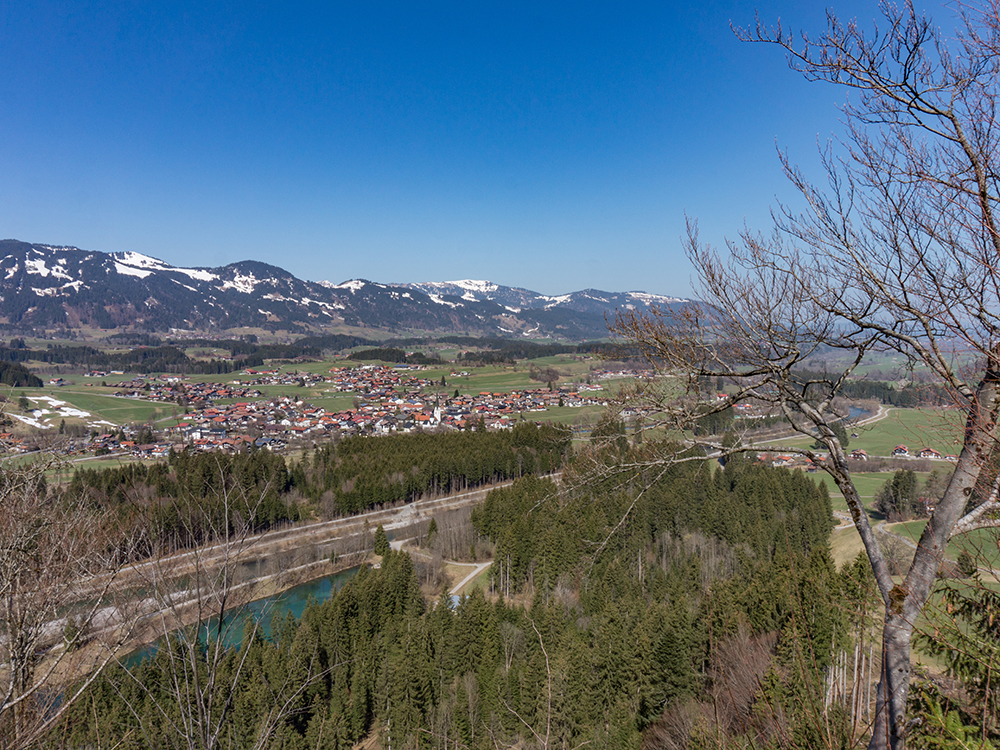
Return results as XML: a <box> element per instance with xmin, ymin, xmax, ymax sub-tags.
<box><xmin>0</xmin><ymin>239</ymin><xmax>691</xmax><ymax>339</ymax></box>
<box><xmin>402</xmin><ymin>280</ymin><xmax>685</xmax><ymax>315</ymax></box>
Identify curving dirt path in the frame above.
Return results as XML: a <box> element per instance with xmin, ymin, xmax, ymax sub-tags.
<box><xmin>448</xmin><ymin>561</ymin><xmax>492</xmax><ymax>595</ymax></box>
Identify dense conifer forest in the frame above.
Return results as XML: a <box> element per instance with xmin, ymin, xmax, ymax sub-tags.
<box><xmin>311</xmin><ymin>423</ymin><xmax>569</xmax><ymax>514</ymax></box>
<box><xmin>55</xmin><ymin>440</ymin><xmax>868</xmax><ymax>749</ymax></box>
<box><xmin>0</xmin><ymin>341</ymin><xmax>321</xmax><ymax>375</ymax></box>
<box><xmin>66</xmin><ymin>423</ymin><xmax>571</xmax><ymax>553</ymax></box>
<box><xmin>0</xmin><ymin>360</ymin><xmax>42</xmax><ymax>387</ymax></box>
<box><xmin>0</xmin><ymin>334</ymin><xmax>619</xmax><ymax>377</ymax></box>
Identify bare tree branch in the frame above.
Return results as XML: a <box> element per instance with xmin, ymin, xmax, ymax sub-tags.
<box><xmin>614</xmin><ymin>3</ymin><xmax>1000</xmax><ymax>748</ymax></box>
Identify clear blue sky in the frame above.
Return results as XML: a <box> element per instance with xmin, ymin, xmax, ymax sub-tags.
<box><xmin>1</xmin><ymin>1</ymin><xmax>905</xmax><ymax>297</ymax></box>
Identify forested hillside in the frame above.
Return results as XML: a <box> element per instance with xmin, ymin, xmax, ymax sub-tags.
<box><xmin>62</xmin><ymin>445</ymin><xmax>862</xmax><ymax>749</ymax></box>
<box><xmin>0</xmin><ymin>340</ymin><xmax>320</xmax><ymax>375</ymax></box>
<box><xmin>67</xmin><ymin>423</ymin><xmax>571</xmax><ymax>552</ymax></box>
<box><xmin>311</xmin><ymin>423</ymin><xmax>570</xmax><ymax>513</ymax></box>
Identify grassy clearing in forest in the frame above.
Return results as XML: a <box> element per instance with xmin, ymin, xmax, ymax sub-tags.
<box><xmin>829</xmin><ymin>526</ymin><xmax>866</xmax><ymax>569</ymax></box>
<box><xmin>444</xmin><ymin>563</ymin><xmax>493</xmax><ymax>596</ymax></box>
<box><xmin>463</xmin><ymin>565</ymin><xmax>493</xmax><ymax>594</ymax></box>
<box><xmin>830</xmin><ymin>517</ymin><xmax>1000</xmax><ymax>572</ymax></box>
<box><xmin>820</xmin><ymin>471</ymin><xmax>928</xmax><ymax>568</ymax></box>
<box><xmin>814</xmin><ymin>472</ymin><xmax>932</xmax><ymax>515</ymax></box>
<box><xmin>815</xmin><ymin>472</ymin><xmax>890</xmax><ymax>502</ymax></box>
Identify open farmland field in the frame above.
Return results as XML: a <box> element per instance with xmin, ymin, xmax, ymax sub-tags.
<box><xmin>64</xmin><ymin>455</ymin><xmax>143</xmax><ymax>471</ymax></box>
<box><xmin>300</xmin><ymin>394</ymin><xmax>358</xmax><ymax>413</ymax></box>
<box><xmin>8</xmin><ymin>387</ymin><xmax>177</xmax><ymax>430</ymax></box>
<box><xmin>849</xmin><ymin>407</ymin><xmax>963</xmax><ymax>457</ymax></box>
<box><xmin>808</xmin><ymin>348</ymin><xmax>979</xmax><ymax>380</ymax></box>
<box><xmin>34</xmin><ymin>389</ymin><xmax>179</xmax><ymax>424</ymax></box>
<box><xmin>829</xmin><ymin>352</ymin><xmax>924</xmax><ymax>377</ymax></box>
<box><xmin>776</xmin><ymin>407</ymin><xmax>963</xmax><ymax>459</ymax></box>
<box><xmin>279</xmin><ymin>359</ymin><xmax>353</xmax><ymax>376</ymax></box>
<box><xmin>46</xmin><ymin>455</ymin><xmax>145</xmax><ymax>483</ymax></box>
<box><xmin>527</xmin><ymin>404</ymin><xmax>606</xmax><ymax>425</ymax></box>
<box><xmin>436</xmin><ymin>368</ymin><xmax>534</xmax><ymax>393</ymax></box>
<box><xmin>250</xmin><ymin>384</ymin><xmax>326</xmax><ymax>400</ymax></box>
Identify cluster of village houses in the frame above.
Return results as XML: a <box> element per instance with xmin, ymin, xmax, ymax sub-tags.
<box><xmin>5</xmin><ymin>362</ymin><xmax>962</xmax><ymax>467</ymax></box>
<box><xmin>110</xmin><ymin>379</ymin><xmax>265</xmax><ymax>405</ymax></box>
<box><xmin>90</xmin><ymin>364</ymin><xmax>608</xmax><ymax>456</ymax></box>
<box><xmin>758</xmin><ymin>444</ymin><xmax>957</xmax><ymax>471</ymax></box>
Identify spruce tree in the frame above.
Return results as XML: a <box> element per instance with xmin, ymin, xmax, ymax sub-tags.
<box><xmin>374</xmin><ymin>524</ymin><xmax>389</xmax><ymax>556</ymax></box>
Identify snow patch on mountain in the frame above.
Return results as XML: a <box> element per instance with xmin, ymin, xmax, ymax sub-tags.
<box><xmin>115</xmin><ymin>262</ymin><xmax>153</xmax><ymax>279</ymax></box>
<box><xmin>220</xmin><ymin>273</ymin><xmax>262</xmax><ymax>293</ymax></box>
<box><xmin>115</xmin><ymin>252</ymin><xmax>172</xmax><ymax>270</ymax></box>
<box><xmin>627</xmin><ymin>291</ymin><xmax>685</xmax><ymax>305</ymax></box>
<box><xmin>329</xmin><ymin>280</ymin><xmax>366</xmax><ymax>292</ymax></box>
<box><xmin>11</xmin><ymin>414</ymin><xmax>51</xmax><ymax>429</ymax></box>
<box><xmin>25</xmin><ymin>257</ymin><xmax>65</xmax><ymax>278</ymax></box>
<box><xmin>170</xmin><ymin>278</ymin><xmax>199</xmax><ymax>292</ymax></box>
<box><xmin>112</xmin><ymin>251</ymin><xmax>218</xmax><ymax>283</ymax></box>
<box><xmin>542</xmin><ymin>294</ymin><xmax>572</xmax><ymax>308</ymax></box>
<box><xmin>172</xmin><ymin>267</ymin><xmax>217</xmax><ymax>282</ymax></box>
<box><xmin>31</xmin><ymin>280</ymin><xmax>82</xmax><ymax>296</ymax></box>
<box><xmin>300</xmin><ymin>296</ymin><xmax>341</xmax><ymax>311</ymax></box>
<box><xmin>409</xmin><ymin>280</ymin><xmax>502</xmax><ymax>300</ymax></box>
<box><xmin>428</xmin><ymin>294</ymin><xmax>462</xmax><ymax>308</ymax></box>
<box><xmin>447</xmin><ymin>280</ymin><xmax>499</xmax><ymax>293</ymax></box>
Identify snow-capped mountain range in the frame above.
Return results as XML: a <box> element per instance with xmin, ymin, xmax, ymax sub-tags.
<box><xmin>402</xmin><ymin>280</ymin><xmax>685</xmax><ymax>316</ymax></box>
<box><xmin>0</xmin><ymin>240</ymin><xmax>691</xmax><ymax>339</ymax></box>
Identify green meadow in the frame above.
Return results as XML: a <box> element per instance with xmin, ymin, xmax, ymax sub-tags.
<box><xmin>822</xmin><ymin>468</ymin><xmax>996</xmax><ymax>571</ymax></box>
<box><xmin>812</xmin><ymin>471</ymin><xmax>923</xmax><ymax>515</ymax></box>
<box><xmin>889</xmin><ymin>519</ymin><xmax>1000</xmax><ymax>571</ymax></box>
<box><xmin>848</xmin><ymin>407</ymin><xmax>963</xmax><ymax>457</ymax></box>
<box><xmin>12</xmin><ymin>387</ymin><xmax>179</xmax><ymax>427</ymax></box>
<box><xmin>775</xmin><ymin>407</ymin><xmax>963</xmax><ymax>459</ymax></box>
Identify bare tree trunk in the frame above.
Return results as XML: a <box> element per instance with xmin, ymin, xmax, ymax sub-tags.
<box><xmin>871</xmin><ymin>614</ymin><xmax>914</xmax><ymax>750</ymax></box>
<box><xmin>851</xmin><ymin>638</ymin><xmax>860</xmax><ymax>731</ymax></box>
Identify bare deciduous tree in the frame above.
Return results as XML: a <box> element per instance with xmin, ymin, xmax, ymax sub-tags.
<box><xmin>611</xmin><ymin>2</ymin><xmax>1000</xmax><ymax>747</ymax></box>
<box><xmin>0</xmin><ymin>457</ymin><xmax>137</xmax><ymax>749</ymax></box>
<box><xmin>115</xmin><ymin>478</ymin><xmax>326</xmax><ymax>750</ymax></box>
